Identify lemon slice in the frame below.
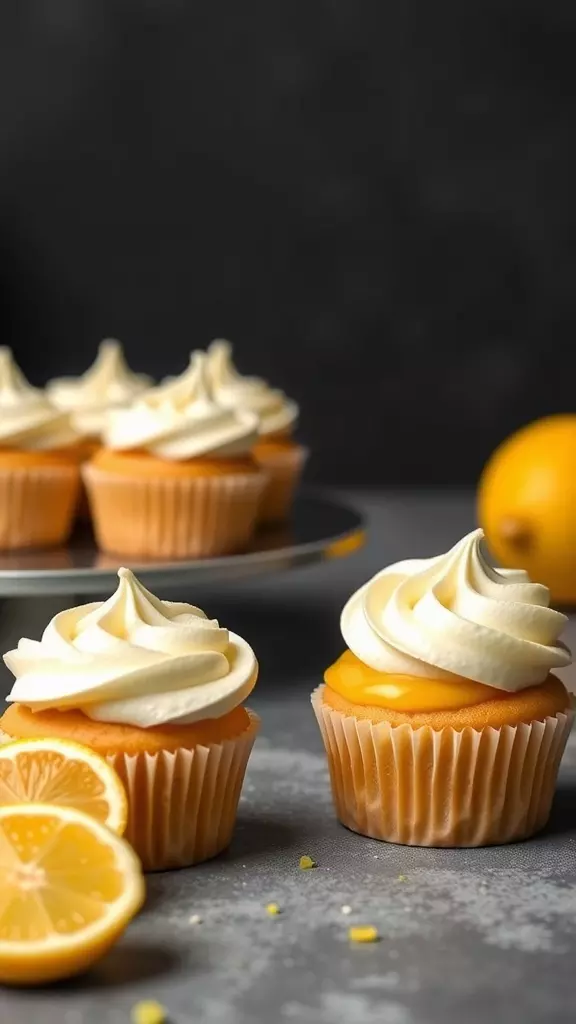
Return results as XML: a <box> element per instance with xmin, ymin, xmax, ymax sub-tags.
<box><xmin>0</xmin><ymin>803</ymin><xmax>145</xmax><ymax>985</ymax></box>
<box><xmin>0</xmin><ymin>738</ymin><xmax>128</xmax><ymax>835</ymax></box>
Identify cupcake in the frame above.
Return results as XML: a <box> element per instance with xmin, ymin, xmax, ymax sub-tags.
<box><xmin>206</xmin><ymin>339</ymin><xmax>307</xmax><ymax>524</ymax></box>
<box><xmin>48</xmin><ymin>339</ymin><xmax>153</xmax><ymax>522</ymax></box>
<box><xmin>47</xmin><ymin>337</ymin><xmax>152</xmax><ymax>441</ymax></box>
<box><xmin>83</xmin><ymin>352</ymin><xmax>266</xmax><ymax>558</ymax></box>
<box><xmin>1</xmin><ymin>567</ymin><xmax>260</xmax><ymax>870</ymax></box>
<box><xmin>0</xmin><ymin>347</ymin><xmax>83</xmax><ymax>549</ymax></box>
<box><xmin>313</xmin><ymin>529</ymin><xmax>573</xmax><ymax>847</ymax></box>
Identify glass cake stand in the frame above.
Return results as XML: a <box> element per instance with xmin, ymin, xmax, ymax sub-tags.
<box><xmin>0</xmin><ymin>491</ymin><xmax>365</xmax><ymax>598</ymax></box>
<box><xmin>0</xmin><ymin>490</ymin><xmax>364</xmax><ymax>700</ymax></box>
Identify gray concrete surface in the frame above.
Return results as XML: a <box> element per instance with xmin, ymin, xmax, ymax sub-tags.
<box><xmin>1</xmin><ymin>490</ymin><xmax>575</xmax><ymax>1024</ymax></box>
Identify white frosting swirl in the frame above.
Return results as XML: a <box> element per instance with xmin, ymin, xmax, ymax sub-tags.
<box><xmin>47</xmin><ymin>339</ymin><xmax>152</xmax><ymax>436</ymax></box>
<box><xmin>206</xmin><ymin>339</ymin><xmax>298</xmax><ymax>437</ymax></box>
<box><xmin>0</xmin><ymin>347</ymin><xmax>81</xmax><ymax>450</ymax></box>
<box><xmin>341</xmin><ymin>529</ymin><xmax>571</xmax><ymax>691</ymax></box>
<box><xmin>105</xmin><ymin>352</ymin><xmax>259</xmax><ymax>459</ymax></box>
<box><xmin>4</xmin><ymin>568</ymin><xmax>258</xmax><ymax>726</ymax></box>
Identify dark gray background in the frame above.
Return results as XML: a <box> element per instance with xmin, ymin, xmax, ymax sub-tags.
<box><xmin>1</xmin><ymin>1</ymin><xmax>575</xmax><ymax>485</ymax></box>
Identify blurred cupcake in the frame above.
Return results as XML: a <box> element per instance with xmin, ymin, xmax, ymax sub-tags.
<box><xmin>0</xmin><ymin>347</ymin><xmax>83</xmax><ymax>549</ymax></box>
<box><xmin>47</xmin><ymin>337</ymin><xmax>152</xmax><ymax>442</ymax></box>
<box><xmin>1</xmin><ymin>567</ymin><xmax>260</xmax><ymax>870</ymax></box>
<box><xmin>83</xmin><ymin>352</ymin><xmax>266</xmax><ymax>558</ymax></box>
<box><xmin>206</xmin><ymin>339</ymin><xmax>307</xmax><ymax>524</ymax></box>
<box><xmin>313</xmin><ymin>529</ymin><xmax>572</xmax><ymax>847</ymax></box>
<box><xmin>48</xmin><ymin>338</ymin><xmax>153</xmax><ymax>522</ymax></box>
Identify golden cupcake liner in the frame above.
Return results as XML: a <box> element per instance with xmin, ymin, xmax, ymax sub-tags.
<box><xmin>107</xmin><ymin>710</ymin><xmax>260</xmax><ymax>871</ymax></box>
<box><xmin>312</xmin><ymin>686</ymin><xmax>573</xmax><ymax>847</ymax></box>
<box><xmin>254</xmin><ymin>445</ymin><xmax>308</xmax><ymax>524</ymax></box>
<box><xmin>0</xmin><ymin>712</ymin><xmax>260</xmax><ymax>871</ymax></box>
<box><xmin>0</xmin><ymin>464</ymin><xmax>80</xmax><ymax>551</ymax></box>
<box><xmin>83</xmin><ymin>464</ymin><xmax>266</xmax><ymax>558</ymax></box>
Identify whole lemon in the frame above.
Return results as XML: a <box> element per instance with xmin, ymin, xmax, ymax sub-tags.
<box><xmin>478</xmin><ymin>414</ymin><xmax>576</xmax><ymax>605</ymax></box>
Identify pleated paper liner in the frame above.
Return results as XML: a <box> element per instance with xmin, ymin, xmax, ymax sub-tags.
<box><xmin>83</xmin><ymin>464</ymin><xmax>267</xmax><ymax>558</ymax></box>
<box><xmin>312</xmin><ymin>686</ymin><xmax>573</xmax><ymax>848</ymax></box>
<box><xmin>1</xmin><ymin>710</ymin><xmax>259</xmax><ymax>872</ymax></box>
<box><xmin>0</xmin><ymin>465</ymin><xmax>80</xmax><ymax>551</ymax></box>
<box><xmin>253</xmin><ymin>444</ymin><xmax>308</xmax><ymax>524</ymax></box>
<box><xmin>103</xmin><ymin>709</ymin><xmax>260</xmax><ymax>870</ymax></box>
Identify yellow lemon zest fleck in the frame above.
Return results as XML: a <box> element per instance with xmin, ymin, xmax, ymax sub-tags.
<box><xmin>131</xmin><ymin>1001</ymin><xmax>168</xmax><ymax>1024</ymax></box>
<box><xmin>299</xmin><ymin>855</ymin><xmax>316</xmax><ymax>870</ymax></box>
<box><xmin>349</xmin><ymin>926</ymin><xmax>379</xmax><ymax>944</ymax></box>
<box><xmin>266</xmin><ymin>902</ymin><xmax>281</xmax><ymax>916</ymax></box>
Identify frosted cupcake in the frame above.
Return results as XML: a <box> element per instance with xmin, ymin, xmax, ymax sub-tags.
<box><xmin>1</xmin><ymin>568</ymin><xmax>260</xmax><ymax>870</ymax></box>
<box><xmin>83</xmin><ymin>352</ymin><xmax>266</xmax><ymax>558</ymax></box>
<box><xmin>313</xmin><ymin>529</ymin><xmax>572</xmax><ymax>847</ymax></box>
<box><xmin>48</xmin><ymin>339</ymin><xmax>152</xmax><ymax>521</ymax></box>
<box><xmin>0</xmin><ymin>347</ymin><xmax>83</xmax><ymax>549</ymax></box>
<box><xmin>47</xmin><ymin>338</ymin><xmax>152</xmax><ymax>441</ymax></box>
<box><xmin>206</xmin><ymin>340</ymin><xmax>307</xmax><ymax>524</ymax></box>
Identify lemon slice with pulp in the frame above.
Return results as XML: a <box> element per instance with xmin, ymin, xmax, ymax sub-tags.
<box><xmin>0</xmin><ymin>737</ymin><xmax>127</xmax><ymax>834</ymax></box>
<box><xmin>0</xmin><ymin>802</ymin><xmax>144</xmax><ymax>985</ymax></box>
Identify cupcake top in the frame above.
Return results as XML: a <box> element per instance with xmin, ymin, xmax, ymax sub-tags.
<box><xmin>0</xmin><ymin>346</ymin><xmax>81</xmax><ymax>450</ymax></box>
<box><xmin>341</xmin><ymin>529</ymin><xmax>571</xmax><ymax>692</ymax></box>
<box><xmin>206</xmin><ymin>339</ymin><xmax>298</xmax><ymax>438</ymax></box>
<box><xmin>4</xmin><ymin>567</ymin><xmax>258</xmax><ymax>727</ymax></box>
<box><xmin>105</xmin><ymin>351</ymin><xmax>259</xmax><ymax>460</ymax></box>
<box><xmin>47</xmin><ymin>338</ymin><xmax>152</xmax><ymax>437</ymax></box>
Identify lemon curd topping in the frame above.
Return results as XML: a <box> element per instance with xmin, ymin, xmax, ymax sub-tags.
<box><xmin>324</xmin><ymin>649</ymin><xmax>505</xmax><ymax>712</ymax></box>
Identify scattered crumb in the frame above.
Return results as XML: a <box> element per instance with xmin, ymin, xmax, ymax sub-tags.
<box><xmin>397</xmin><ymin>875</ymin><xmax>407</xmax><ymax>882</ymax></box>
<box><xmin>299</xmin><ymin>855</ymin><xmax>316</xmax><ymax>870</ymax></box>
<box><xmin>189</xmin><ymin>914</ymin><xmax>202</xmax><ymax>925</ymax></box>
<box><xmin>266</xmin><ymin>902</ymin><xmax>281</xmax><ymax>916</ymax></box>
<box><xmin>341</xmin><ymin>905</ymin><xmax>353</xmax><ymax>915</ymax></box>
<box><xmin>349</xmin><ymin>926</ymin><xmax>380</xmax><ymax>944</ymax></box>
<box><xmin>131</xmin><ymin>1001</ymin><xmax>167</xmax><ymax>1024</ymax></box>
<box><xmin>373</xmin><ymin>855</ymin><xmax>379</xmax><ymax>859</ymax></box>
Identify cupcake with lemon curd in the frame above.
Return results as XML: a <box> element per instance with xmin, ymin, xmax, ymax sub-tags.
<box><xmin>207</xmin><ymin>339</ymin><xmax>307</xmax><ymax>523</ymax></box>
<box><xmin>1</xmin><ymin>567</ymin><xmax>260</xmax><ymax>870</ymax></box>
<box><xmin>0</xmin><ymin>347</ymin><xmax>84</xmax><ymax>549</ymax></box>
<box><xmin>313</xmin><ymin>529</ymin><xmax>572</xmax><ymax>847</ymax></box>
<box><xmin>83</xmin><ymin>352</ymin><xmax>265</xmax><ymax>558</ymax></box>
